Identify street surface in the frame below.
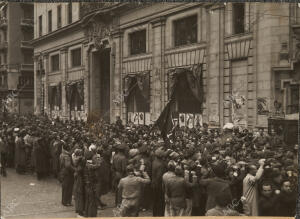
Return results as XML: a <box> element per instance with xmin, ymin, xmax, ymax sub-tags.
<box><xmin>1</xmin><ymin>168</ymin><xmax>151</xmax><ymax>218</ymax></box>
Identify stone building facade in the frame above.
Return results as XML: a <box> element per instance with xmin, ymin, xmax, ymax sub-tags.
<box><xmin>0</xmin><ymin>2</ymin><xmax>34</xmax><ymax>114</ymax></box>
<box><xmin>33</xmin><ymin>3</ymin><xmax>299</xmax><ymax>129</ymax></box>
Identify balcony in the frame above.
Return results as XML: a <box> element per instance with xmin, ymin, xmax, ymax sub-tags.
<box><xmin>20</xmin><ymin>64</ymin><xmax>34</xmax><ymax>72</ymax></box>
<box><xmin>18</xmin><ymin>75</ymin><xmax>34</xmax><ymax>90</ymax></box>
<box><xmin>0</xmin><ymin>64</ymin><xmax>7</xmax><ymax>72</ymax></box>
<box><xmin>21</xmin><ymin>41</ymin><xmax>33</xmax><ymax>50</ymax></box>
<box><xmin>0</xmin><ymin>72</ymin><xmax>7</xmax><ymax>91</ymax></box>
<box><xmin>20</xmin><ymin>18</ymin><xmax>34</xmax><ymax>29</ymax></box>
<box><xmin>0</xmin><ymin>17</ymin><xmax>7</xmax><ymax>29</ymax></box>
<box><xmin>0</xmin><ymin>41</ymin><xmax>7</xmax><ymax>51</ymax></box>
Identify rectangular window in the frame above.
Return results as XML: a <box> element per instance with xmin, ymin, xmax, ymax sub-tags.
<box><xmin>57</xmin><ymin>5</ymin><xmax>62</xmax><ymax>28</ymax></box>
<box><xmin>232</xmin><ymin>3</ymin><xmax>245</xmax><ymax>35</ymax></box>
<box><xmin>23</xmin><ymin>5</ymin><xmax>33</xmax><ymax>19</ymax></box>
<box><xmin>48</xmin><ymin>10</ymin><xmax>52</xmax><ymax>33</ymax></box>
<box><xmin>71</xmin><ymin>48</ymin><xmax>81</xmax><ymax>67</ymax></box>
<box><xmin>23</xmin><ymin>30</ymin><xmax>33</xmax><ymax>41</ymax></box>
<box><xmin>174</xmin><ymin>15</ymin><xmax>197</xmax><ymax>47</ymax></box>
<box><xmin>129</xmin><ymin>29</ymin><xmax>146</xmax><ymax>55</ymax></box>
<box><xmin>24</xmin><ymin>51</ymin><xmax>33</xmax><ymax>64</ymax></box>
<box><xmin>289</xmin><ymin>85</ymin><xmax>299</xmax><ymax>114</ymax></box>
<box><xmin>51</xmin><ymin>54</ymin><xmax>59</xmax><ymax>72</ymax></box>
<box><xmin>39</xmin><ymin>15</ymin><xmax>42</xmax><ymax>37</ymax></box>
<box><xmin>3</xmin><ymin>30</ymin><xmax>6</xmax><ymax>41</ymax></box>
<box><xmin>4</xmin><ymin>53</ymin><xmax>7</xmax><ymax>64</ymax></box>
<box><xmin>68</xmin><ymin>3</ymin><xmax>72</xmax><ymax>24</ymax></box>
<box><xmin>3</xmin><ymin>7</ymin><xmax>6</xmax><ymax>18</ymax></box>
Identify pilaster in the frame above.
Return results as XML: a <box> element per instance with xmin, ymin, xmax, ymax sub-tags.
<box><xmin>151</xmin><ymin>17</ymin><xmax>166</xmax><ymax>122</ymax></box>
<box><xmin>60</xmin><ymin>47</ymin><xmax>68</xmax><ymax>119</ymax></box>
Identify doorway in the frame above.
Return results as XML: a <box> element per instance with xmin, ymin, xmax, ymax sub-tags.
<box><xmin>99</xmin><ymin>48</ymin><xmax>110</xmax><ymax>122</ymax></box>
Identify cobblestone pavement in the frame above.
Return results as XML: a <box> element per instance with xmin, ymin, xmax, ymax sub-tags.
<box><xmin>1</xmin><ymin>168</ymin><xmax>152</xmax><ymax>218</ymax></box>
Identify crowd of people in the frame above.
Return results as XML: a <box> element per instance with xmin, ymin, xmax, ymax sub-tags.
<box><xmin>0</xmin><ymin>113</ymin><xmax>298</xmax><ymax>217</ymax></box>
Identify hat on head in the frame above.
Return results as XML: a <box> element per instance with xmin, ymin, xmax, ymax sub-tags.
<box><xmin>223</xmin><ymin>123</ymin><xmax>234</xmax><ymax>130</ymax></box>
<box><xmin>117</xmin><ymin>143</ymin><xmax>127</xmax><ymax>150</ymax></box>
<box><xmin>155</xmin><ymin>148</ymin><xmax>164</xmax><ymax>158</ymax></box>
<box><xmin>170</xmin><ymin>151</ymin><xmax>179</xmax><ymax>159</ymax></box>
<box><xmin>89</xmin><ymin>144</ymin><xmax>97</xmax><ymax>151</ymax></box>
<box><xmin>129</xmin><ymin>148</ymin><xmax>139</xmax><ymax>158</ymax></box>
<box><xmin>139</xmin><ymin>145</ymin><xmax>148</xmax><ymax>154</ymax></box>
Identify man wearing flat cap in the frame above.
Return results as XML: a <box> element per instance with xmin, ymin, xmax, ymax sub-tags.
<box><xmin>117</xmin><ymin>164</ymin><xmax>150</xmax><ymax>217</ymax></box>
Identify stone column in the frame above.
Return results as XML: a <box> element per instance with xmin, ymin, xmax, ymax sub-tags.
<box><xmin>33</xmin><ymin>55</ymin><xmax>41</xmax><ymax>115</ymax></box>
<box><xmin>83</xmin><ymin>41</ymin><xmax>91</xmax><ymax>121</ymax></box>
<box><xmin>206</xmin><ymin>6</ymin><xmax>224</xmax><ymax>127</ymax></box>
<box><xmin>43</xmin><ymin>53</ymin><xmax>49</xmax><ymax>115</ymax></box>
<box><xmin>151</xmin><ymin>17</ymin><xmax>166</xmax><ymax>122</ymax></box>
<box><xmin>60</xmin><ymin>47</ymin><xmax>68</xmax><ymax>120</ymax></box>
<box><xmin>112</xmin><ymin>29</ymin><xmax>124</xmax><ymax>123</ymax></box>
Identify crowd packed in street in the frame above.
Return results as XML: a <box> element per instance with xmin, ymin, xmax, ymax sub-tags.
<box><xmin>0</xmin><ymin>113</ymin><xmax>298</xmax><ymax>217</ymax></box>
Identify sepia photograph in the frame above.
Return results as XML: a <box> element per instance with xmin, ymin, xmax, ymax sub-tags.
<box><xmin>0</xmin><ymin>1</ymin><xmax>299</xmax><ymax>218</ymax></box>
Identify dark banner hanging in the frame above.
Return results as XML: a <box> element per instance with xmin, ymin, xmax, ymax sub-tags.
<box><xmin>66</xmin><ymin>83</ymin><xmax>75</xmax><ymax>104</ymax></box>
<box><xmin>155</xmin><ymin>64</ymin><xmax>203</xmax><ymax>141</ymax></box>
<box><xmin>76</xmin><ymin>80</ymin><xmax>84</xmax><ymax>102</ymax></box>
<box><xmin>168</xmin><ymin>65</ymin><xmax>203</xmax><ymax>104</ymax></box>
<box><xmin>123</xmin><ymin>75</ymin><xmax>137</xmax><ymax>104</ymax></box>
<box><xmin>48</xmin><ymin>86</ymin><xmax>52</xmax><ymax>107</ymax></box>
<box><xmin>123</xmin><ymin>71</ymin><xmax>150</xmax><ymax>104</ymax></box>
<box><xmin>136</xmin><ymin>71</ymin><xmax>150</xmax><ymax>101</ymax></box>
<box><xmin>57</xmin><ymin>83</ymin><xmax>62</xmax><ymax>109</ymax></box>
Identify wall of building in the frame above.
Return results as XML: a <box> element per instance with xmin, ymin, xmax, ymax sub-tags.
<box><xmin>33</xmin><ymin>3</ymin><xmax>298</xmax><ymax>127</ymax></box>
<box><xmin>34</xmin><ymin>3</ymin><xmax>81</xmax><ymax>39</ymax></box>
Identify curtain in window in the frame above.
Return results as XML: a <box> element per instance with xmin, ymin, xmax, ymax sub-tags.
<box><xmin>57</xmin><ymin>83</ymin><xmax>62</xmax><ymax>109</ymax></box>
<box><xmin>136</xmin><ymin>71</ymin><xmax>150</xmax><ymax>100</ymax></box>
<box><xmin>168</xmin><ymin>64</ymin><xmax>203</xmax><ymax>105</ymax></box>
<box><xmin>66</xmin><ymin>83</ymin><xmax>75</xmax><ymax>104</ymax></box>
<box><xmin>123</xmin><ymin>71</ymin><xmax>150</xmax><ymax>108</ymax></box>
<box><xmin>123</xmin><ymin>75</ymin><xmax>137</xmax><ymax>104</ymax></box>
<box><xmin>48</xmin><ymin>86</ymin><xmax>53</xmax><ymax>107</ymax></box>
<box><xmin>155</xmin><ymin>65</ymin><xmax>203</xmax><ymax>139</ymax></box>
<box><xmin>77</xmin><ymin>80</ymin><xmax>84</xmax><ymax>101</ymax></box>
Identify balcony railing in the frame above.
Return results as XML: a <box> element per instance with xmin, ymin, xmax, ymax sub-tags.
<box><xmin>20</xmin><ymin>64</ymin><xmax>34</xmax><ymax>72</ymax></box>
<box><xmin>0</xmin><ymin>17</ymin><xmax>7</xmax><ymax>29</ymax></box>
<box><xmin>18</xmin><ymin>75</ymin><xmax>34</xmax><ymax>89</ymax></box>
<box><xmin>20</xmin><ymin>18</ymin><xmax>34</xmax><ymax>28</ymax></box>
<box><xmin>79</xmin><ymin>2</ymin><xmax>120</xmax><ymax>18</ymax></box>
<box><xmin>0</xmin><ymin>64</ymin><xmax>7</xmax><ymax>71</ymax></box>
<box><xmin>0</xmin><ymin>72</ymin><xmax>7</xmax><ymax>90</ymax></box>
<box><xmin>0</xmin><ymin>41</ymin><xmax>8</xmax><ymax>51</ymax></box>
<box><xmin>21</xmin><ymin>41</ymin><xmax>33</xmax><ymax>50</ymax></box>
<box><xmin>287</xmin><ymin>104</ymin><xmax>299</xmax><ymax>115</ymax></box>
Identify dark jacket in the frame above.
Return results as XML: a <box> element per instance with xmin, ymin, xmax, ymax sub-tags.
<box><xmin>151</xmin><ymin>157</ymin><xmax>167</xmax><ymax>189</ymax></box>
<box><xmin>199</xmin><ymin>177</ymin><xmax>231</xmax><ymax>211</ymax></box>
<box><xmin>258</xmin><ymin>194</ymin><xmax>277</xmax><ymax>216</ymax></box>
<box><xmin>165</xmin><ymin>175</ymin><xmax>193</xmax><ymax>209</ymax></box>
<box><xmin>275</xmin><ymin>191</ymin><xmax>296</xmax><ymax>217</ymax></box>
